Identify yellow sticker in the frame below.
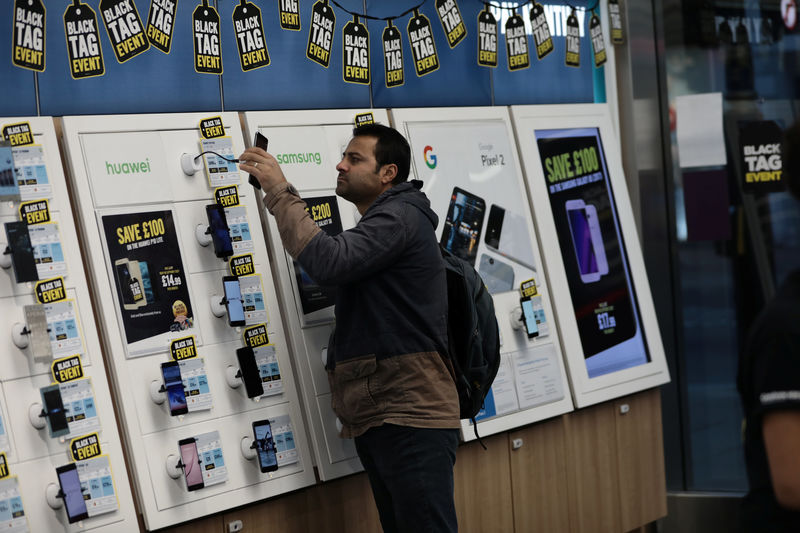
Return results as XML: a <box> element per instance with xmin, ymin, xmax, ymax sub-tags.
<box><xmin>200</xmin><ymin>116</ymin><xmax>225</xmax><ymax>139</ymax></box>
<box><xmin>243</xmin><ymin>323</ymin><xmax>269</xmax><ymax>348</ymax></box>
<box><xmin>35</xmin><ymin>276</ymin><xmax>67</xmax><ymax>304</ymax></box>
<box><xmin>170</xmin><ymin>336</ymin><xmax>198</xmax><ymax>361</ymax></box>
<box><xmin>354</xmin><ymin>112</ymin><xmax>375</xmax><ymax>127</ymax></box>
<box><xmin>520</xmin><ymin>278</ymin><xmax>538</xmax><ymax>298</ymax></box>
<box><xmin>19</xmin><ymin>199</ymin><xmax>50</xmax><ymax>225</ymax></box>
<box><xmin>2</xmin><ymin>121</ymin><xmax>35</xmax><ymax>145</ymax></box>
<box><xmin>0</xmin><ymin>454</ymin><xmax>9</xmax><ymax>479</ymax></box>
<box><xmin>51</xmin><ymin>355</ymin><xmax>84</xmax><ymax>384</ymax></box>
<box><xmin>229</xmin><ymin>254</ymin><xmax>255</xmax><ymax>277</ymax></box>
<box><xmin>69</xmin><ymin>433</ymin><xmax>102</xmax><ymax>461</ymax></box>
<box><xmin>215</xmin><ymin>185</ymin><xmax>240</xmax><ymax>207</ymax></box>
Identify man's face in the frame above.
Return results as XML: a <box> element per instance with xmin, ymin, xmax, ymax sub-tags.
<box><xmin>335</xmin><ymin>136</ymin><xmax>384</xmax><ymax>206</ymax></box>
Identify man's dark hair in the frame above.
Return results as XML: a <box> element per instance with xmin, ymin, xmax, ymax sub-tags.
<box><xmin>353</xmin><ymin>123</ymin><xmax>411</xmax><ymax>185</ymax></box>
<box><xmin>783</xmin><ymin>119</ymin><xmax>800</xmax><ymax>200</ymax></box>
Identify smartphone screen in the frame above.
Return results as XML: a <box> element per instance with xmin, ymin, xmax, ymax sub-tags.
<box><xmin>249</xmin><ymin>132</ymin><xmax>268</xmax><ymax>189</ymax></box>
<box><xmin>24</xmin><ymin>304</ymin><xmax>53</xmax><ymax>361</ymax></box>
<box><xmin>179</xmin><ymin>438</ymin><xmax>204</xmax><ymax>491</ymax></box>
<box><xmin>236</xmin><ymin>346</ymin><xmax>264</xmax><ymax>398</ymax></box>
<box><xmin>41</xmin><ymin>385</ymin><xmax>69</xmax><ymax>438</ymax></box>
<box><xmin>0</xmin><ymin>142</ymin><xmax>20</xmax><ymax>201</ymax></box>
<box><xmin>567</xmin><ymin>207</ymin><xmax>600</xmax><ymax>279</ymax></box>
<box><xmin>223</xmin><ymin>276</ymin><xmax>246</xmax><ymax>326</ymax></box>
<box><xmin>206</xmin><ymin>204</ymin><xmax>233</xmax><ymax>259</ymax></box>
<box><xmin>161</xmin><ymin>362</ymin><xmax>188</xmax><ymax>416</ymax></box>
<box><xmin>138</xmin><ymin>261</ymin><xmax>157</xmax><ymax>302</ymax></box>
<box><xmin>4</xmin><ymin>221</ymin><xmax>38</xmax><ymax>283</ymax></box>
<box><xmin>56</xmin><ymin>463</ymin><xmax>89</xmax><ymax>523</ymax></box>
<box><xmin>252</xmin><ymin>420</ymin><xmax>278</xmax><ymax>472</ymax></box>
<box><xmin>440</xmin><ymin>187</ymin><xmax>486</xmax><ymax>267</ymax></box>
<box><xmin>520</xmin><ymin>297</ymin><xmax>540</xmax><ymax>338</ymax></box>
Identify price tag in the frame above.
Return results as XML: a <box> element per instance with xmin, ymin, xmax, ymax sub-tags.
<box><xmin>76</xmin><ymin>455</ymin><xmax>119</xmax><ymax>518</ymax></box>
<box><xmin>436</xmin><ymin>0</ymin><xmax>467</xmax><ymax>48</ymax></box>
<box><xmin>270</xmin><ymin>415</ymin><xmax>299</xmax><ymax>466</ymax></box>
<box><xmin>477</xmin><ymin>8</ymin><xmax>498</xmax><ymax>67</ymax></box>
<box><xmin>382</xmin><ymin>22</ymin><xmax>404</xmax><ymax>87</ymax></box>
<box><xmin>45</xmin><ymin>300</ymin><xmax>85</xmax><ymax>359</ymax></box>
<box><xmin>99</xmin><ymin>0</ymin><xmax>149</xmax><ymax>63</ymax></box>
<box><xmin>233</xmin><ymin>1</ymin><xmax>270</xmax><ymax>71</ymax></box>
<box><xmin>12</xmin><ymin>0</ymin><xmax>46</xmax><ymax>71</ymax></box>
<box><xmin>565</xmin><ymin>10</ymin><xmax>580</xmax><ymax>67</ymax></box>
<box><xmin>407</xmin><ymin>10</ymin><xmax>439</xmax><ymax>76</ymax></box>
<box><xmin>196</xmin><ymin>431</ymin><xmax>227</xmax><ymax>487</ymax></box>
<box><xmin>224</xmin><ymin>206</ymin><xmax>254</xmax><ymax>253</ymax></box>
<box><xmin>530</xmin><ymin>3</ymin><xmax>554</xmax><ymax>60</ymax></box>
<box><xmin>12</xmin><ymin>144</ymin><xmax>51</xmax><ymax>201</ymax></box>
<box><xmin>240</xmin><ymin>274</ymin><xmax>268</xmax><ymax>325</ymax></box>
<box><xmin>590</xmin><ymin>12</ymin><xmax>607</xmax><ymax>67</ymax></box>
<box><xmin>342</xmin><ymin>16</ymin><xmax>370</xmax><ymax>84</ymax></box>
<box><xmin>201</xmin><ymin>137</ymin><xmax>240</xmax><ymax>188</ymax></box>
<box><xmin>609</xmin><ymin>0</ymin><xmax>624</xmax><ymax>44</ymax></box>
<box><xmin>279</xmin><ymin>0</ymin><xmax>301</xmax><ymax>30</ymax></box>
<box><xmin>255</xmin><ymin>345</ymin><xmax>283</xmax><ymax>397</ymax></box>
<box><xmin>505</xmin><ymin>13</ymin><xmax>529</xmax><ymax>71</ymax></box>
<box><xmin>179</xmin><ymin>358</ymin><xmax>212</xmax><ymax>412</ymax></box>
<box><xmin>193</xmin><ymin>1</ymin><xmax>222</xmax><ymax>74</ymax></box>
<box><xmin>29</xmin><ymin>222</ymin><xmax>67</xmax><ymax>279</ymax></box>
<box><xmin>61</xmin><ymin>378</ymin><xmax>102</xmax><ymax>437</ymax></box>
<box><xmin>306</xmin><ymin>0</ymin><xmax>335</xmax><ymax>67</ymax></box>
<box><xmin>64</xmin><ymin>1</ymin><xmax>105</xmax><ymax>79</ymax></box>
<box><xmin>146</xmin><ymin>0</ymin><xmax>178</xmax><ymax>53</ymax></box>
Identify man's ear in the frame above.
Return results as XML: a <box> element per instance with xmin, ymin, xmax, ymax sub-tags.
<box><xmin>379</xmin><ymin>163</ymin><xmax>398</xmax><ymax>185</ymax></box>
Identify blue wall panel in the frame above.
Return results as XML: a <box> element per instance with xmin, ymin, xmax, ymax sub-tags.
<box><xmin>1</xmin><ymin>10</ymin><xmax>38</xmax><ymax>117</ymax></box>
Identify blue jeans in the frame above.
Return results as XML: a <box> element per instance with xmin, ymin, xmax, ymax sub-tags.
<box><xmin>355</xmin><ymin>424</ymin><xmax>459</xmax><ymax>533</ymax></box>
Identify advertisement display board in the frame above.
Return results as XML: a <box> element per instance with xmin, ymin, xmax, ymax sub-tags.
<box><xmin>511</xmin><ymin>104</ymin><xmax>669</xmax><ymax>407</ymax></box>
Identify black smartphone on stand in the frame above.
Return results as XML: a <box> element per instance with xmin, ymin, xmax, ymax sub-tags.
<box><xmin>236</xmin><ymin>346</ymin><xmax>264</xmax><ymax>398</ymax></box>
<box><xmin>4</xmin><ymin>221</ymin><xmax>38</xmax><ymax>283</ymax></box>
<box><xmin>249</xmin><ymin>132</ymin><xmax>268</xmax><ymax>189</ymax></box>
<box><xmin>56</xmin><ymin>463</ymin><xmax>89</xmax><ymax>523</ymax></box>
<box><xmin>178</xmin><ymin>437</ymin><xmax>204</xmax><ymax>491</ymax></box>
<box><xmin>161</xmin><ymin>361</ymin><xmax>188</xmax><ymax>416</ymax></box>
<box><xmin>223</xmin><ymin>276</ymin><xmax>246</xmax><ymax>327</ymax></box>
<box><xmin>40</xmin><ymin>384</ymin><xmax>70</xmax><ymax>438</ymax></box>
<box><xmin>520</xmin><ymin>296</ymin><xmax>540</xmax><ymax>339</ymax></box>
<box><xmin>252</xmin><ymin>419</ymin><xmax>278</xmax><ymax>472</ymax></box>
<box><xmin>205</xmin><ymin>204</ymin><xmax>234</xmax><ymax>259</ymax></box>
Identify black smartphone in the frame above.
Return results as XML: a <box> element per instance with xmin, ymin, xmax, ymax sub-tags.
<box><xmin>0</xmin><ymin>142</ymin><xmax>20</xmax><ymax>201</ymax></box>
<box><xmin>205</xmin><ymin>204</ymin><xmax>234</xmax><ymax>259</ymax></box>
<box><xmin>161</xmin><ymin>361</ymin><xmax>188</xmax><ymax>416</ymax></box>
<box><xmin>40</xmin><ymin>384</ymin><xmax>70</xmax><ymax>438</ymax></box>
<box><xmin>440</xmin><ymin>187</ymin><xmax>486</xmax><ymax>267</ymax></box>
<box><xmin>249</xmin><ymin>132</ymin><xmax>268</xmax><ymax>189</ymax></box>
<box><xmin>178</xmin><ymin>437</ymin><xmax>204</xmax><ymax>491</ymax></box>
<box><xmin>223</xmin><ymin>276</ymin><xmax>246</xmax><ymax>327</ymax></box>
<box><xmin>520</xmin><ymin>296</ymin><xmax>540</xmax><ymax>339</ymax></box>
<box><xmin>4</xmin><ymin>221</ymin><xmax>38</xmax><ymax>283</ymax></box>
<box><xmin>236</xmin><ymin>346</ymin><xmax>264</xmax><ymax>398</ymax></box>
<box><xmin>56</xmin><ymin>463</ymin><xmax>89</xmax><ymax>523</ymax></box>
<box><xmin>252</xmin><ymin>419</ymin><xmax>278</xmax><ymax>472</ymax></box>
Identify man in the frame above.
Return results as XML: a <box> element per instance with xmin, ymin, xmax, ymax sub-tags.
<box><xmin>240</xmin><ymin>124</ymin><xmax>461</xmax><ymax>532</ymax></box>
<box><xmin>737</xmin><ymin>120</ymin><xmax>800</xmax><ymax>532</ymax></box>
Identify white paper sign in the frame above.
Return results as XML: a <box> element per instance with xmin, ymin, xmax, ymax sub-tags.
<box><xmin>76</xmin><ymin>455</ymin><xmax>118</xmax><ymax>518</ymax></box>
<box><xmin>676</xmin><ymin>92</ymin><xmax>727</xmax><ymax>168</ymax></box>
<box><xmin>195</xmin><ymin>430</ymin><xmax>227</xmax><ymax>487</ymax></box>
<box><xmin>29</xmin><ymin>223</ymin><xmax>67</xmax><ymax>278</ymax></box>
<box><xmin>270</xmin><ymin>415</ymin><xmax>299</xmax><ymax>466</ymax></box>
<box><xmin>62</xmin><ymin>379</ymin><xmax>101</xmax><ymax>437</ymax></box>
<box><xmin>0</xmin><ymin>477</ymin><xmax>28</xmax><ymax>533</ymax></box>
<box><xmin>45</xmin><ymin>300</ymin><xmax>84</xmax><ymax>359</ymax></box>
<box><xmin>240</xmin><ymin>274</ymin><xmax>268</xmax><ymax>325</ymax></box>
<box><xmin>224</xmin><ymin>206</ymin><xmax>254</xmax><ymax>254</ymax></box>
<box><xmin>178</xmin><ymin>358</ymin><xmax>212</xmax><ymax>412</ymax></box>
<box><xmin>512</xmin><ymin>344</ymin><xmax>565</xmax><ymax>410</ymax></box>
<box><xmin>13</xmin><ymin>144</ymin><xmax>51</xmax><ymax>201</ymax></box>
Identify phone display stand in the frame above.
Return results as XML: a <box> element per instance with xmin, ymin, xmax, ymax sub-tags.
<box><xmin>180</xmin><ymin>153</ymin><xmax>203</xmax><ymax>176</ymax></box>
<box><xmin>195</xmin><ymin>224</ymin><xmax>212</xmax><ymax>247</ymax></box>
<box><xmin>165</xmin><ymin>455</ymin><xmax>182</xmax><ymax>479</ymax></box>
<box><xmin>320</xmin><ymin>347</ymin><xmax>327</xmax><ymax>366</ymax></box>
<box><xmin>11</xmin><ymin>322</ymin><xmax>29</xmax><ymax>349</ymax></box>
<box><xmin>240</xmin><ymin>437</ymin><xmax>256</xmax><ymax>460</ymax></box>
<box><xmin>149</xmin><ymin>380</ymin><xmax>166</xmax><ymax>405</ymax></box>
<box><xmin>225</xmin><ymin>366</ymin><xmax>242</xmax><ymax>389</ymax></box>
<box><xmin>0</xmin><ymin>245</ymin><xmax>11</xmax><ymax>269</ymax></box>
<box><xmin>28</xmin><ymin>403</ymin><xmax>46</xmax><ymax>430</ymax></box>
<box><xmin>210</xmin><ymin>295</ymin><xmax>226</xmax><ymax>318</ymax></box>
<box><xmin>509</xmin><ymin>307</ymin><xmax>524</xmax><ymax>331</ymax></box>
<box><xmin>45</xmin><ymin>484</ymin><xmax>63</xmax><ymax>510</ymax></box>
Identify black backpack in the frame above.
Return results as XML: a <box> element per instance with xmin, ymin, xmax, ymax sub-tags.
<box><xmin>440</xmin><ymin>246</ymin><xmax>501</xmax><ymax>445</ymax></box>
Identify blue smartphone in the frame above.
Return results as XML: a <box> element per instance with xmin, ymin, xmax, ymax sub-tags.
<box><xmin>56</xmin><ymin>463</ymin><xmax>89</xmax><ymax>523</ymax></box>
<box><xmin>223</xmin><ymin>276</ymin><xmax>246</xmax><ymax>327</ymax></box>
<box><xmin>161</xmin><ymin>361</ymin><xmax>188</xmax><ymax>416</ymax></box>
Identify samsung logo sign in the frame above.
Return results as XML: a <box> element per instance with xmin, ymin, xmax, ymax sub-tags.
<box><xmin>276</xmin><ymin>152</ymin><xmax>322</xmax><ymax>165</ymax></box>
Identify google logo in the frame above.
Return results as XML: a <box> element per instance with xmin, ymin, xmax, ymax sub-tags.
<box><xmin>424</xmin><ymin>145</ymin><xmax>437</xmax><ymax>169</ymax></box>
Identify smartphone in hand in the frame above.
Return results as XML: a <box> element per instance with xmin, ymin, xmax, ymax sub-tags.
<box><xmin>249</xmin><ymin>132</ymin><xmax>268</xmax><ymax>189</ymax></box>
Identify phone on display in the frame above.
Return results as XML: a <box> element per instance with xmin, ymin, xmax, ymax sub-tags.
<box><xmin>223</xmin><ymin>276</ymin><xmax>246</xmax><ymax>327</ymax></box>
<box><xmin>236</xmin><ymin>346</ymin><xmax>264</xmax><ymax>398</ymax></box>
<box><xmin>252</xmin><ymin>419</ymin><xmax>278</xmax><ymax>472</ymax></box>
<box><xmin>249</xmin><ymin>132</ymin><xmax>269</xmax><ymax>189</ymax></box>
<box><xmin>565</xmin><ymin>200</ymin><xmax>608</xmax><ymax>284</ymax></box>
<box><xmin>4</xmin><ymin>221</ymin><xmax>38</xmax><ymax>283</ymax></box>
<box><xmin>440</xmin><ymin>187</ymin><xmax>486</xmax><ymax>267</ymax></box>
<box><xmin>0</xmin><ymin>142</ymin><xmax>20</xmax><ymax>201</ymax></box>
<box><xmin>206</xmin><ymin>204</ymin><xmax>234</xmax><ymax>259</ymax></box>
<box><xmin>161</xmin><ymin>361</ymin><xmax>188</xmax><ymax>416</ymax></box>
<box><xmin>24</xmin><ymin>304</ymin><xmax>53</xmax><ymax>361</ymax></box>
<box><xmin>520</xmin><ymin>297</ymin><xmax>540</xmax><ymax>339</ymax></box>
<box><xmin>114</xmin><ymin>258</ymin><xmax>145</xmax><ymax>310</ymax></box>
<box><xmin>40</xmin><ymin>384</ymin><xmax>70</xmax><ymax>438</ymax></box>
<box><xmin>56</xmin><ymin>463</ymin><xmax>89</xmax><ymax>523</ymax></box>
<box><xmin>178</xmin><ymin>437</ymin><xmax>204</xmax><ymax>491</ymax></box>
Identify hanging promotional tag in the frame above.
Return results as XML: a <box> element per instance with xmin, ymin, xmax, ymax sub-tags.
<box><xmin>407</xmin><ymin>9</ymin><xmax>439</xmax><ymax>77</ymax></box>
<box><xmin>435</xmin><ymin>0</ymin><xmax>466</xmax><ymax>48</ymax></box>
<box><xmin>146</xmin><ymin>0</ymin><xmax>178</xmax><ymax>53</ymax></box>
<box><xmin>529</xmin><ymin>2</ymin><xmax>553</xmax><ymax>60</ymax></box>
<box><xmin>608</xmin><ymin>0</ymin><xmax>624</xmax><ymax>44</ymax></box>
<box><xmin>193</xmin><ymin>0</ymin><xmax>222</xmax><ymax>74</ymax></box>
<box><xmin>565</xmin><ymin>9</ymin><xmax>580</xmax><ymax>68</ymax></box>
<box><xmin>279</xmin><ymin>0</ymin><xmax>301</xmax><ymax>30</ymax></box>
<box><xmin>233</xmin><ymin>0</ymin><xmax>270</xmax><ymax>71</ymax></box>
<box><xmin>343</xmin><ymin>15</ymin><xmax>369</xmax><ymax>84</ymax></box>
<box><xmin>382</xmin><ymin>20</ymin><xmax>404</xmax><ymax>87</ymax></box>
<box><xmin>505</xmin><ymin>12</ymin><xmax>529</xmax><ymax>71</ymax></box>
<box><xmin>477</xmin><ymin>7</ymin><xmax>497</xmax><ymax>67</ymax></box>
<box><xmin>306</xmin><ymin>0</ymin><xmax>335</xmax><ymax>68</ymax></box>
<box><xmin>2</xmin><ymin>122</ymin><xmax>34</xmax><ymax>146</ymax></box>
<box><xmin>739</xmin><ymin>120</ymin><xmax>785</xmax><ymax>193</ymax></box>
<box><xmin>12</xmin><ymin>0</ymin><xmax>46</xmax><ymax>71</ymax></box>
<box><xmin>64</xmin><ymin>0</ymin><xmax>105</xmax><ymax>79</ymax></box>
<box><xmin>590</xmin><ymin>11</ymin><xmax>607</xmax><ymax>67</ymax></box>
<box><xmin>99</xmin><ymin>0</ymin><xmax>149</xmax><ymax>63</ymax></box>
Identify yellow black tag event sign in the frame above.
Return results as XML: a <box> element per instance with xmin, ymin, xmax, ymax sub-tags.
<box><xmin>170</xmin><ymin>336</ymin><xmax>198</xmax><ymax>361</ymax></box>
<box><xmin>99</xmin><ymin>0</ymin><xmax>149</xmax><ymax>63</ymax></box>
<box><xmin>244</xmin><ymin>323</ymin><xmax>269</xmax><ymax>348</ymax></box>
<box><xmin>307</xmin><ymin>0</ymin><xmax>335</xmax><ymax>68</ymax></box>
<box><xmin>64</xmin><ymin>1</ymin><xmax>105</xmax><ymax>79</ymax></box>
<box><xmin>280</xmin><ymin>0</ymin><xmax>301</xmax><ymax>31</ymax></box>
<box><xmin>200</xmin><ymin>116</ymin><xmax>225</xmax><ymax>139</ymax></box>
<box><xmin>343</xmin><ymin>16</ymin><xmax>370</xmax><ymax>84</ymax></box>
<box><xmin>530</xmin><ymin>3</ymin><xmax>554</xmax><ymax>60</ymax></box>
<box><xmin>70</xmin><ymin>433</ymin><xmax>102</xmax><ymax>461</ymax></box>
<box><xmin>146</xmin><ymin>0</ymin><xmax>178</xmax><ymax>53</ymax></box>
<box><xmin>408</xmin><ymin>10</ymin><xmax>439</xmax><ymax>77</ymax></box>
<box><xmin>2</xmin><ymin>122</ymin><xmax>34</xmax><ymax>146</ymax></box>
<box><xmin>354</xmin><ymin>112</ymin><xmax>374</xmax><ymax>127</ymax></box>
<box><xmin>590</xmin><ymin>12</ymin><xmax>607</xmax><ymax>67</ymax></box>
<box><xmin>505</xmin><ymin>13</ymin><xmax>529</xmax><ymax>71</ymax></box>
<box><xmin>52</xmin><ymin>355</ymin><xmax>84</xmax><ymax>384</ymax></box>
<box><xmin>12</xmin><ymin>0</ymin><xmax>46</xmax><ymax>72</ymax></box>
<box><xmin>229</xmin><ymin>253</ymin><xmax>255</xmax><ymax>276</ymax></box>
<box><xmin>0</xmin><ymin>454</ymin><xmax>9</xmax><ymax>479</ymax></box>
<box><xmin>739</xmin><ymin>120</ymin><xmax>785</xmax><ymax>193</ymax></box>
<box><xmin>477</xmin><ymin>8</ymin><xmax>497</xmax><ymax>67</ymax></box>
<box><xmin>193</xmin><ymin>0</ymin><xmax>222</xmax><ymax>74</ymax></box>
<box><xmin>382</xmin><ymin>21</ymin><xmax>404</xmax><ymax>87</ymax></box>
<box><xmin>233</xmin><ymin>0</ymin><xmax>270</xmax><ymax>72</ymax></box>
<box><xmin>19</xmin><ymin>199</ymin><xmax>50</xmax><ymax>225</ymax></box>
<box><xmin>565</xmin><ymin>10</ymin><xmax>580</xmax><ymax>68</ymax></box>
<box><xmin>35</xmin><ymin>277</ymin><xmax>67</xmax><ymax>304</ymax></box>
<box><xmin>520</xmin><ymin>278</ymin><xmax>538</xmax><ymax>298</ymax></box>
<box><xmin>436</xmin><ymin>0</ymin><xmax>466</xmax><ymax>49</ymax></box>
<box><xmin>609</xmin><ymin>0</ymin><xmax>624</xmax><ymax>44</ymax></box>
<box><xmin>215</xmin><ymin>185</ymin><xmax>240</xmax><ymax>207</ymax></box>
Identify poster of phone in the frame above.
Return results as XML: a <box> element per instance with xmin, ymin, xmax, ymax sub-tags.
<box><xmin>240</xmin><ymin>274</ymin><xmax>269</xmax><ymax>325</ymax></box>
<box><xmin>223</xmin><ymin>206</ymin><xmax>254</xmax><ymax>254</ymax></box>
<box><xmin>178</xmin><ymin>358</ymin><xmax>212</xmax><ymax>412</ymax></box>
<box><xmin>195</xmin><ymin>431</ymin><xmax>227</xmax><ymax>487</ymax></box>
<box><xmin>535</xmin><ymin>128</ymin><xmax>649</xmax><ymax>378</ymax></box>
<box><xmin>0</xmin><ymin>477</ymin><xmax>28</xmax><ymax>533</ymax></box>
<box><xmin>62</xmin><ymin>379</ymin><xmax>101</xmax><ymax>437</ymax></box>
<box><xmin>28</xmin><ymin>223</ymin><xmax>67</xmax><ymax>279</ymax></box>
<box><xmin>255</xmin><ymin>345</ymin><xmax>282</xmax><ymax>397</ymax></box>
<box><xmin>475</xmin><ymin>356</ymin><xmax>519</xmax><ymax>422</ymax></box>
<box><xmin>200</xmin><ymin>137</ymin><xmax>240</xmax><ymax>188</ymax></box>
<box><xmin>100</xmin><ymin>209</ymin><xmax>196</xmax><ymax>358</ymax></box>
<box><xmin>12</xmin><ymin>145</ymin><xmax>50</xmax><ymax>201</ymax></box>
<box><xmin>45</xmin><ymin>300</ymin><xmax>84</xmax><ymax>359</ymax></box>
<box><xmin>270</xmin><ymin>415</ymin><xmax>298</xmax><ymax>467</ymax></box>
<box><xmin>75</xmin><ymin>455</ymin><xmax>118</xmax><ymax>518</ymax></box>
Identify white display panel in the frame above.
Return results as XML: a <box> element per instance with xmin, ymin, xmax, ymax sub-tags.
<box><xmin>60</xmin><ymin>113</ymin><xmax>315</xmax><ymax>530</ymax></box>
<box><xmin>243</xmin><ymin>109</ymin><xmax>390</xmax><ymax>480</ymax></box>
<box><xmin>391</xmin><ymin>106</ymin><xmax>575</xmax><ymax>440</ymax></box>
<box><xmin>0</xmin><ymin>117</ymin><xmax>136</xmax><ymax>531</ymax></box>
<box><xmin>511</xmin><ymin>104</ymin><xmax>670</xmax><ymax>408</ymax></box>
